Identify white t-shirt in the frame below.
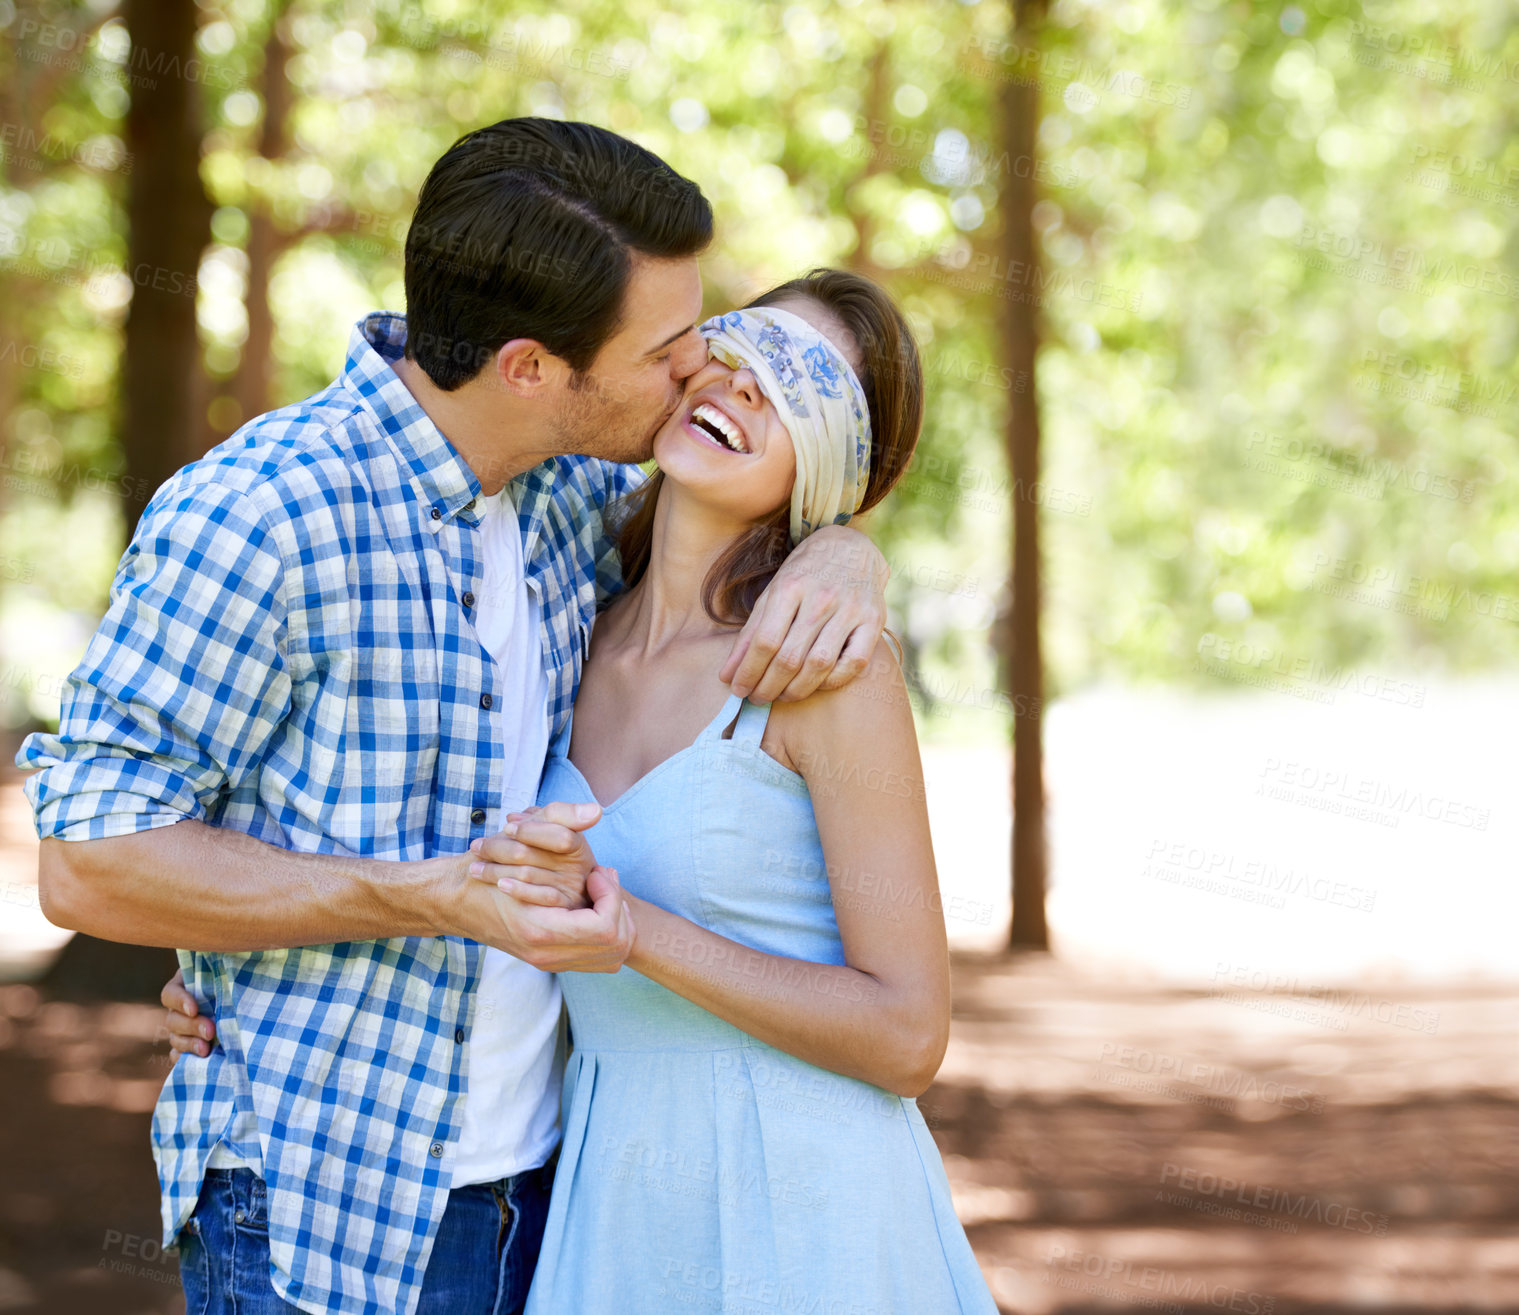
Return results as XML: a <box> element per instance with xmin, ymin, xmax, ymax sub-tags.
<box><xmin>449</xmin><ymin>484</ymin><xmax>564</xmax><ymax>1186</ymax></box>
<box><xmin>208</xmin><ymin>485</ymin><xmax>566</xmax><ymax>1183</ymax></box>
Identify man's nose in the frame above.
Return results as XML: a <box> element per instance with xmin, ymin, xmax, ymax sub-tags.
<box><xmin>672</xmin><ymin>333</ymin><xmax>708</xmax><ymax>381</ymax></box>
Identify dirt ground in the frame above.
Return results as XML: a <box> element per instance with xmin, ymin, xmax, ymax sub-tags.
<box><xmin>1</xmin><ymin>951</ymin><xmax>1516</xmax><ymax>1314</ymax></box>
<box><xmin>937</xmin><ymin>955</ymin><xmax>1519</xmax><ymax>1313</ymax></box>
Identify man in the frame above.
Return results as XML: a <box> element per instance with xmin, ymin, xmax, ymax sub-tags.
<box><xmin>18</xmin><ymin>119</ymin><xmax>889</xmax><ymax>1315</ymax></box>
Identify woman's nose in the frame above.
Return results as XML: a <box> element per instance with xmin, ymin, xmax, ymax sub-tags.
<box><xmin>723</xmin><ymin>366</ymin><xmax>763</xmax><ymax>407</ymax></box>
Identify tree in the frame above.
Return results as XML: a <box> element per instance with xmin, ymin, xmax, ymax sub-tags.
<box><xmin>0</xmin><ymin>2</ymin><xmax>120</xmax><ymax>525</ymax></box>
<box><xmin>1000</xmin><ymin>0</ymin><xmax>1049</xmax><ymax>950</ymax></box>
<box><xmin>119</xmin><ymin>0</ymin><xmax>213</xmax><ymax>522</ymax></box>
<box><xmin>45</xmin><ymin>0</ymin><xmax>212</xmax><ymax>999</ymax></box>
<box><xmin>228</xmin><ymin>4</ymin><xmax>293</xmax><ymax>429</ymax></box>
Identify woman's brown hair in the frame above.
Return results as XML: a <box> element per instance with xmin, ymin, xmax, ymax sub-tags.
<box><xmin>612</xmin><ymin>268</ymin><xmax>925</xmax><ymax>623</ymax></box>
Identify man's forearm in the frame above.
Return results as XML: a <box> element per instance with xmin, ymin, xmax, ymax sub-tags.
<box><xmin>38</xmin><ymin>820</ymin><xmax>451</xmax><ymax>952</ymax></box>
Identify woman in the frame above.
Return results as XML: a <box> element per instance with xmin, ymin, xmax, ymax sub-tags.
<box><xmin>165</xmin><ymin>269</ymin><xmax>997</xmax><ymax>1313</ymax></box>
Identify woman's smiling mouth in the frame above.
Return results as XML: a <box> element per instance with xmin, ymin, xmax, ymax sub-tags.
<box><xmin>686</xmin><ymin>401</ymin><xmax>750</xmax><ymax>453</ymax></box>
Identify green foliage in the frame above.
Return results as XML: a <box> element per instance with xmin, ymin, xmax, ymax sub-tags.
<box><xmin>1</xmin><ymin>0</ymin><xmax>1514</xmax><ymax>736</ymax></box>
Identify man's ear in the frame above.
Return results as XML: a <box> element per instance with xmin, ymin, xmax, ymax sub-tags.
<box><xmin>493</xmin><ymin>338</ymin><xmax>567</xmax><ymax>399</ymax></box>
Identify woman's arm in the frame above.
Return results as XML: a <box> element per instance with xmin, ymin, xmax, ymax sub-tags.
<box><xmin>622</xmin><ymin>644</ymin><xmax>949</xmax><ymax>1097</ymax></box>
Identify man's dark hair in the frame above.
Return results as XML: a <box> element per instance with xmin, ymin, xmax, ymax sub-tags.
<box><xmin>403</xmin><ymin>118</ymin><xmax>713</xmax><ymax>390</ymax></box>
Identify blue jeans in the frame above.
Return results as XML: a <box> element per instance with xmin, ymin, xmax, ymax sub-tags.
<box><xmin>177</xmin><ymin>1163</ymin><xmax>553</xmax><ymax>1315</ymax></box>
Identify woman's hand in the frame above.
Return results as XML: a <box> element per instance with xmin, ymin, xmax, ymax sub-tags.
<box><xmin>467</xmin><ymin>801</ymin><xmax>603</xmax><ymax>908</ymax></box>
<box><xmin>455</xmin><ymin>855</ymin><xmax>636</xmax><ymax>972</ymax></box>
<box><xmin>160</xmin><ymin>968</ymin><xmax>216</xmax><ymax>1059</ymax></box>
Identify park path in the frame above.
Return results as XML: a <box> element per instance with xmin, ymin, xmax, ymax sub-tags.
<box><xmin>937</xmin><ymin>954</ymin><xmax>1519</xmax><ymax>1313</ymax></box>
<box><xmin>3</xmin><ymin>664</ymin><xmax>1517</xmax><ymax>1311</ymax></box>
<box><xmin>0</xmin><ymin>950</ymin><xmax>1515</xmax><ymax>1312</ymax></box>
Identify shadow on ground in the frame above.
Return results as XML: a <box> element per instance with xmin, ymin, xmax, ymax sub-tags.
<box><xmin>1</xmin><ymin>953</ymin><xmax>1516</xmax><ymax>1312</ymax></box>
<box><xmin>935</xmin><ymin>954</ymin><xmax>1519</xmax><ymax>1313</ymax></box>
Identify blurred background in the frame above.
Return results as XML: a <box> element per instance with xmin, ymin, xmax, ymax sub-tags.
<box><xmin>1</xmin><ymin>0</ymin><xmax>1516</xmax><ymax>1310</ymax></box>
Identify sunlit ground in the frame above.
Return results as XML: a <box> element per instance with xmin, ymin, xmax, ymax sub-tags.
<box><xmin>932</xmin><ymin>954</ymin><xmax>1519</xmax><ymax>1313</ymax></box>
<box><xmin>928</xmin><ymin>674</ymin><xmax>1517</xmax><ymax>984</ymax></box>
<box><xmin>0</xmin><ymin>780</ymin><xmax>67</xmax><ymax>984</ymax></box>
<box><xmin>6</xmin><ymin>673</ymin><xmax>1512</xmax><ymax>979</ymax></box>
<box><xmin>0</xmin><ymin>678</ymin><xmax>1515</xmax><ymax>1311</ymax></box>
<box><xmin>916</xmin><ymin>676</ymin><xmax>1519</xmax><ymax>1309</ymax></box>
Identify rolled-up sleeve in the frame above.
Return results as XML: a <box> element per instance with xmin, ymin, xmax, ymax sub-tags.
<box><xmin>17</xmin><ymin>481</ymin><xmax>292</xmax><ymax>841</ymax></box>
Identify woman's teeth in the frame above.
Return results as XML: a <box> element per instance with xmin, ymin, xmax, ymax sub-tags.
<box><xmin>691</xmin><ymin>402</ymin><xmax>748</xmax><ymax>453</ymax></box>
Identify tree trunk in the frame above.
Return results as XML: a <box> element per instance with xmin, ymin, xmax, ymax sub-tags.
<box><xmin>119</xmin><ymin>0</ymin><xmax>212</xmax><ymax>525</ymax></box>
<box><xmin>49</xmin><ymin>0</ymin><xmax>210</xmax><ymax>1001</ymax></box>
<box><xmin>1000</xmin><ymin>0</ymin><xmax>1049</xmax><ymax>950</ymax></box>
<box><xmin>845</xmin><ymin>41</ymin><xmax>893</xmax><ymax>279</ymax></box>
<box><xmin>231</xmin><ymin>6</ymin><xmax>293</xmax><ymax>431</ymax></box>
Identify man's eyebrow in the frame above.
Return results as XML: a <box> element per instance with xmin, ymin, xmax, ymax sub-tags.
<box><xmin>645</xmin><ymin>323</ymin><xmax>697</xmax><ymax>357</ymax></box>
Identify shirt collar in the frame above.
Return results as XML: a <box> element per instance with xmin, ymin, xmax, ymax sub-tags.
<box><xmin>507</xmin><ymin>460</ymin><xmax>560</xmax><ymax>561</ymax></box>
<box><xmin>342</xmin><ymin>312</ymin><xmax>483</xmax><ymax>528</ymax></box>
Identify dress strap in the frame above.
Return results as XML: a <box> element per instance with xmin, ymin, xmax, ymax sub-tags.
<box><xmin>697</xmin><ymin>691</ymin><xmax>746</xmax><ymax>743</ymax></box>
<box><xmin>727</xmin><ymin>697</ymin><xmax>773</xmax><ymax>746</ymax></box>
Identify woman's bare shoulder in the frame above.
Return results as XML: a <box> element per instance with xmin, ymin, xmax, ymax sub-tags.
<box><xmin>760</xmin><ymin>636</ymin><xmax>914</xmax><ymax>771</ymax></box>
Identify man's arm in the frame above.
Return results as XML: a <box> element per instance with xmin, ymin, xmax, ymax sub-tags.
<box><xmin>722</xmin><ymin>524</ymin><xmax>889</xmax><ymax>703</ymax></box>
<box><xmin>584</xmin><ymin>461</ymin><xmax>889</xmax><ymax>703</ymax></box>
<box><xmin>41</xmin><ymin>821</ymin><xmax>438</xmax><ymax>950</ymax></box>
<box><xmin>40</xmin><ymin>818</ymin><xmax>633</xmax><ymax>971</ymax></box>
<box><xmin>25</xmin><ymin>477</ymin><xmax>631</xmax><ymax>970</ymax></box>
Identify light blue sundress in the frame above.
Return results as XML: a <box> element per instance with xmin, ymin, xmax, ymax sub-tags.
<box><xmin>523</xmin><ymin>691</ymin><xmax>998</xmax><ymax>1315</ymax></box>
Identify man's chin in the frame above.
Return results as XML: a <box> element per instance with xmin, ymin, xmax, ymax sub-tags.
<box><xmin>606</xmin><ymin>435</ymin><xmax>658</xmax><ymax>466</ymax></box>
<box><xmin>611</xmin><ymin>412</ymin><xmax>675</xmax><ymax>465</ymax></box>
<box><xmin>550</xmin><ymin>417</ymin><xmax>659</xmax><ymax>466</ymax></box>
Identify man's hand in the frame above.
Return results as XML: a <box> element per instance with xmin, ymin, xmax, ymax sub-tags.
<box><xmin>467</xmin><ymin>800</ymin><xmax>601</xmax><ymax>908</ymax></box>
<box><xmin>451</xmin><ymin>859</ymin><xmax>635</xmax><ymax>972</ymax></box>
<box><xmin>454</xmin><ymin>802</ymin><xmax>632</xmax><ymax>971</ymax></box>
<box><xmin>161</xmin><ymin>968</ymin><xmax>216</xmax><ymax>1058</ymax></box>
<box><xmin>721</xmin><ymin>524</ymin><xmax>888</xmax><ymax>703</ymax></box>
<box><xmin>157</xmin><ymin>841</ymin><xmax>635</xmax><ymax>1054</ymax></box>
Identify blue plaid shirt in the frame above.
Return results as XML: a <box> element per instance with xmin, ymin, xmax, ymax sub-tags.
<box><xmin>16</xmin><ymin>312</ymin><xmax>644</xmax><ymax>1315</ymax></box>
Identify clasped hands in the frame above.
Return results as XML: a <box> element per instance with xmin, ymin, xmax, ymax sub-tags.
<box><xmin>456</xmin><ymin>801</ymin><xmax>634</xmax><ymax>973</ymax></box>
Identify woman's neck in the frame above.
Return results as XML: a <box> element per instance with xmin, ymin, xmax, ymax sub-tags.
<box><xmin>608</xmin><ymin>486</ymin><xmax>748</xmax><ymax>655</ymax></box>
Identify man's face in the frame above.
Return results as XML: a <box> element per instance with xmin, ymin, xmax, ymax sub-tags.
<box><xmin>550</xmin><ymin>254</ymin><xmax>707</xmax><ymax>464</ymax></box>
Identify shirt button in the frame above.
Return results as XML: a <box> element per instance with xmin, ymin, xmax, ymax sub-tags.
<box><xmin>455</xmin><ymin>1027</ymin><xmax>465</xmax><ymax>1043</ymax></box>
<box><xmin>430</xmin><ymin>1142</ymin><xmax>444</xmax><ymax>1158</ymax></box>
<box><xmin>461</xmin><ymin>591</ymin><xmax>476</xmax><ymax>608</ymax></box>
<box><xmin>480</xmin><ymin>693</ymin><xmax>493</xmax><ymax>710</ymax></box>
<box><xmin>234</xmin><ymin>1209</ymin><xmax>246</xmax><ymax>1223</ymax></box>
<box><xmin>430</xmin><ymin>506</ymin><xmax>442</xmax><ymax>521</ymax></box>
<box><xmin>464</xmin><ymin>498</ymin><xmax>476</xmax><ymax>512</ymax></box>
<box><xmin>470</xmin><ymin>808</ymin><xmax>487</xmax><ymax>825</ymax></box>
